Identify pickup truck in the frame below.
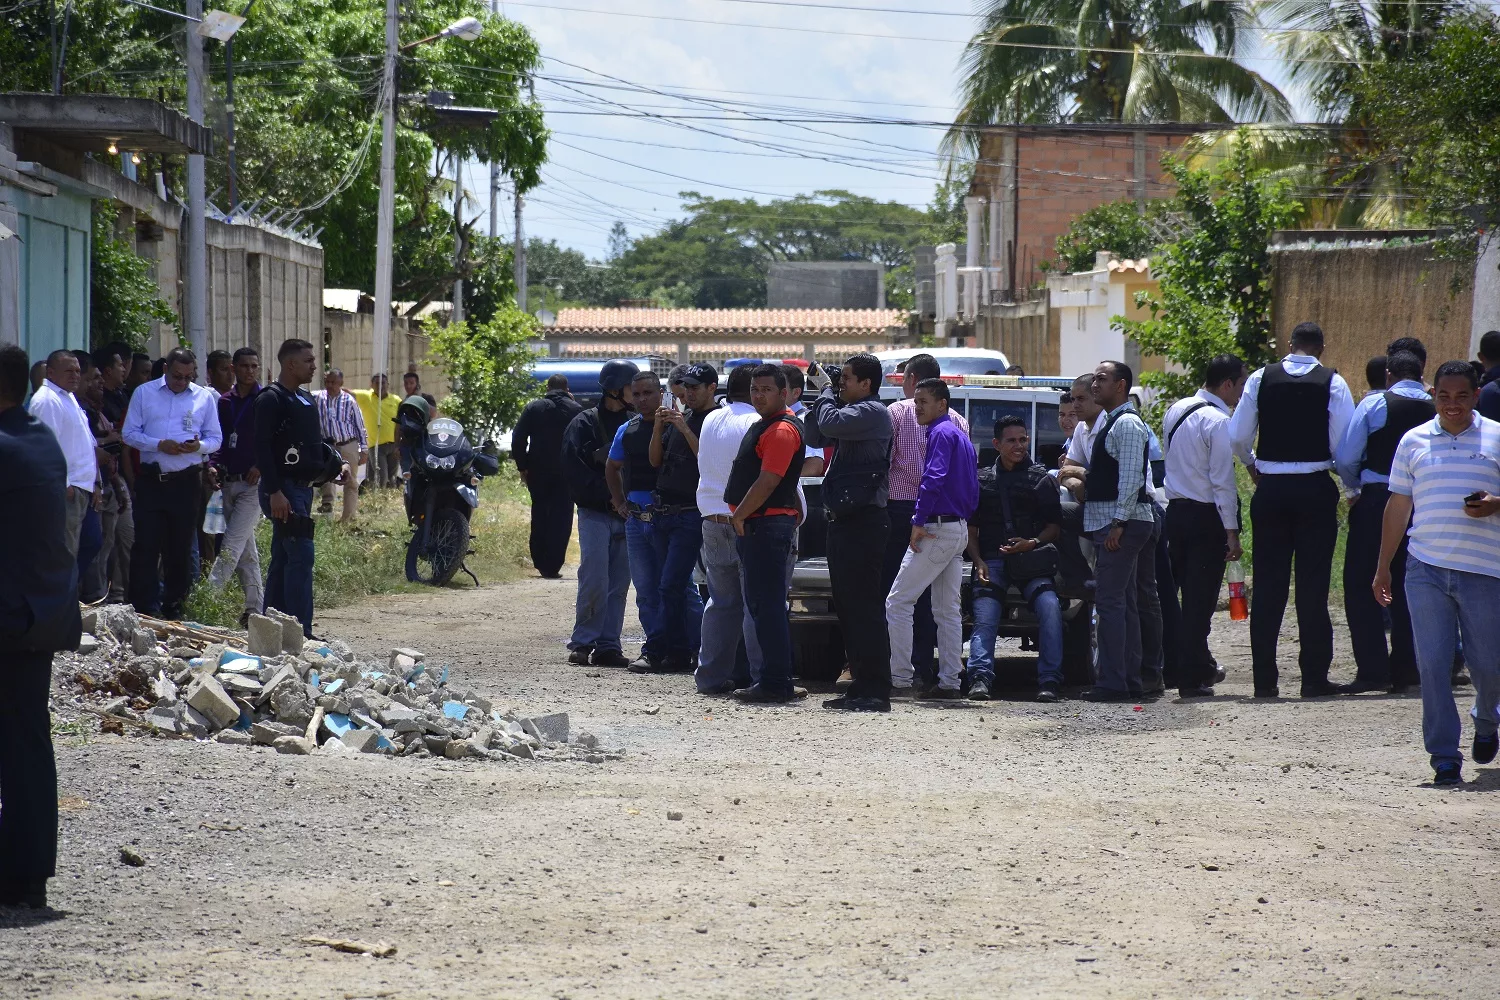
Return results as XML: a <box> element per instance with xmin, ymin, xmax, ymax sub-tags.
<box><xmin>788</xmin><ymin>376</ymin><xmax>1096</xmax><ymax>690</ymax></box>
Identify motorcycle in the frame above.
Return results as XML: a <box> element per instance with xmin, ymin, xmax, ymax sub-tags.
<box><xmin>403</xmin><ymin>414</ymin><xmax>501</xmax><ymax>586</ymax></box>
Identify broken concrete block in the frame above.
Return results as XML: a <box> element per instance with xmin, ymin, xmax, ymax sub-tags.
<box><xmin>77</xmin><ymin>633</ymin><xmax>100</xmax><ymax>656</ymax></box>
<box><xmin>342</xmin><ymin>729</ymin><xmax>385</xmax><ymax>754</ymax></box>
<box><xmin>185</xmin><ymin>675</ymin><xmax>239</xmax><ymax>730</ymax></box>
<box><xmin>131</xmin><ymin>630</ymin><xmax>156</xmax><ymax>655</ymax></box>
<box><xmin>219</xmin><ymin>674</ymin><xmax>264</xmax><ymax>698</ymax></box>
<box><xmin>389</xmin><ymin>653</ymin><xmax>418</xmax><ymax>675</ymax></box>
<box><xmin>250</xmin><ymin>721</ymin><xmax>302</xmax><ymax>746</ymax></box>
<box><xmin>270</xmin><ymin>681</ymin><xmax>313</xmax><ymax>727</ymax></box>
<box><xmin>523</xmin><ymin>712</ymin><xmax>570</xmax><ymax>744</ymax></box>
<box><xmin>215</xmin><ymin>730</ymin><xmax>253</xmax><ymax>746</ymax></box>
<box><xmin>151</xmin><ymin>674</ymin><xmax>179</xmax><ymax>703</ymax></box>
<box><xmin>143</xmin><ymin>707</ymin><xmax>182</xmax><ymax>733</ymax></box>
<box><xmin>246</xmin><ymin>615</ymin><xmax>282</xmax><ymax>657</ymax></box>
<box><xmin>389</xmin><ymin>647</ymin><xmax>424</xmax><ymax>668</ymax></box>
<box><xmin>321</xmin><ymin>737</ymin><xmax>353</xmax><ymax>754</ymax></box>
<box><xmin>182</xmin><ymin>705</ymin><xmax>213</xmax><ymax>738</ymax></box>
<box><xmin>423</xmin><ymin>734</ymin><xmax>451</xmax><ymax>756</ymax></box>
<box><xmin>273</xmin><ymin>735</ymin><xmax>315</xmax><ymax>755</ymax></box>
<box><xmin>574</xmin><ymin>731</ymin><xmax>600</xmax><ymax>749</ymax></box>
<box><xmin>503</xmin><ymin>741</ymin><xmax>533</xmax><ymax>760</ymax></box>
<box><xmin>256</xmin><ymin>665</ymin><xmax>298</xmax><ymax>707</ymax></box>
<box><xmin>81</xmin><ymin>608</ymin><xmax>99</xmax><ymax>635</ymax></box>
<box><xmin>94</xmin><ymin>604</ymin><xmax>140</xmax><ymax>642</ymax></box>
<box><xmin>279</xmin><ymin>620</ymin><xmax>304</xmax><ymax>656</ymax></box>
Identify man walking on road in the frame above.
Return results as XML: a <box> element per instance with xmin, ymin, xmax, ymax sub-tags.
<box><xmin>804</xmin><ymin>353</ymin><xmax>895</xmax><ymax>712</ymax></box>
<box><xmin>560</xmin><ymin>360</ymin><xmax>638</xmax><ymax>668</ymax></box>
<box><xmin>0</xmin><ymin>344</ymin><xmax>82</xmax><ymax>911</ymax></box>
<box><xmin>207</xmin><ymin>348</ymin><xmax>264</xmax><ymax>628</ymax></box>
<box><xmin>1162</xmin><ymin>355</ymin><xmax>1246</xmax><ymax>699</ymax></box>
<box><xmin>313</xmin><ymin>368</ymin><xmax>367</xmax><ymax>522</ymax></box>
<box><xmin>1083</xmin><ymin>361</ymin><xmax>1163</xmax><ymax>701</ymax></box>
<box><xmin>512</xmin><ymin>374</ymin><xmax>582</xmax><ymax>578</ymax></box>
<box><xmin>1337</xmin><ymin>349</ymin><xmax>1434</xmax><ymax>694</ymax></box>
<box><xmin>1229</xmin><ymin>322</ymin><xmax>1355</xmax><ymax>698</ymax></box>
<box><xmin>693</xmin><ymin>365</ymin><xmax>764</xmax><ymax>695</ymax></box>
<box><xmin>1374</xmin><ymin>361</ymin><xmax>1500</xmax><ymax>786</ymax></box>
<box><xmin>886</xmin><ymin>378</ymin><xmax>978</xmax><ymax>700</ymax></box>
<box><xmin>726</xmin><ymin>365</ymin><xmax>807</xmax><ymax>705</ymax></box>
<box><xmin>28</xmin><ymin>350</ymin><xmax>96</xmax><ymax>558</ymax></box>
<box><xmin>122</xmin><ymin>348</ymin><xmax>222</xmax><ymax>620</ymax></box>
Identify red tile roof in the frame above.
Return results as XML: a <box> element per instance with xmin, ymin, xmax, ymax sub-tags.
<box><xmin>553</xmin><ymin>343</ymin><xmax>868</xmax><ymax>362</ymax></box>
<box><xmin>549</xmin><ymin>307</ymin><xmax>907</xmax><ymax>339</ymax></box>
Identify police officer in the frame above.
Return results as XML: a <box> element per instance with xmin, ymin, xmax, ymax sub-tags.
<box><xmin>254</xmin><ymin>339</ymin><xmax>348</xmax><ymax>639</ymax></box>
<box><xmin>512</xmin><ymin>374</ymin><xmax>582</xmax><ymax>579</ymax></box>
<box><xmin>606</xmin><ymin>372</ymin><xmax>672</xmax><ymax>671</ymax></box>
<box><xmin>1228</xmin><ymin>322</ymin><xmax>1356</xmax><ymax>698</ymax></box>
<box><xmin>560</xmin><ymin>360</ymin><xmax>639</xmax><ymax>667</ymax></box>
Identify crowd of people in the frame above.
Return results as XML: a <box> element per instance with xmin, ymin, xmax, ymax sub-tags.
<box><xmin>516</xmin><ymin>329</ymin><xmax>1500</xmax><ymax>786</ymax></box>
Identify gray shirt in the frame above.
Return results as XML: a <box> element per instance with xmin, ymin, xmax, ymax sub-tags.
<box><xmin>803</xmin><ymin>386</ymin><xmax>893</xmax><ymax>508</ymax></box>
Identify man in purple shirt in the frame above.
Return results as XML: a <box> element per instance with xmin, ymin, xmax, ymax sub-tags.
<box><xmin>886</xmin><ymin>378</ymin><xmax>979</xmax><ymax>698</ymax></box>
<box><xmin>207</xmin><ymin>348</ymin><xmax>264</xmax><ymax>627</ymax></box>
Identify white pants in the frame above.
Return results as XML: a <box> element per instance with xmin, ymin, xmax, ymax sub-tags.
<box><xmin>886</xmin><ymin>519</ymin><xmax>968</xmax><ymax>689</ymax></box>
<box><xmin>208</xmin><ymin>479</ymin><xmax>264</xmax><ymax>613</ymax></box>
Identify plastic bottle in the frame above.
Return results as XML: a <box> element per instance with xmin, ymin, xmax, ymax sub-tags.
<box><xmin>203</xmin><ymin>489</ymin><xmax>227</xmax><ymax>535</ymax></box>
<box><xmin>1226</xmin><ymin>559</ymin><xmax>1248</xmax><ymax>621</ymax></box>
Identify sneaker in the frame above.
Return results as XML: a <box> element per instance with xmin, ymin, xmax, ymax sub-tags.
<box><xmin>822</xmin><ymin>695</ymin><xmax>891</xmax><ymax>713</ymax></box>
<box><xmin>733</xmin><ymin>684</ymin><xmax>807</xmax><ymax>704</ymax></box>
<box><xmin>590</xmin><ymin>649</ymin><xmax>630</xmax><ymax>668</ymax></box>
<box><xmin>835</xmin><ymin>668</ymin><xmax>854</xmax><ymax>692</ymax></box>
<box><xmin>1474</xmin><ymin>731</ymin><xmax>1499</xmax><ymax>765</ymax></box>
<box><xmin>967</xmin><ymin>678</ymin><xmax>991</xmax><ymax>701</ymax></box>
<box><xmin>1036</xmin><ymin>683</ymin><xmax>1060</xmax><ymax>703</ymax></box>
<box><xmin>1434</xmin><ymin>762</ymin><xmax>1463</xmax><ymax>786</ymax></box>
<box><xmin>628</xmin><ymin>655</ymin><xmax>667</xmax><ymax>674</ymax></box>
<box><xmin>889</xmin><ymin>685</ymin><xmax>915</xmax><ymax>700</ymax></box>
<box><xmin>918</xmin><ymin>686</ymin><xmax>962</xmax><ymax>701</ymax></box>
<box><xmin>567</xmin><ymin>647</ymin><xmax>594</xmax><ymax>666</ymax></box>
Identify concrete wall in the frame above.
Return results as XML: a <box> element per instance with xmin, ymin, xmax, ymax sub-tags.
<box><xmin>1270</xmin><ymin>243</ymin><xmax>1476</xmax><ymax>381</ymax></box>
<box><xmin>322</xmin><ymin>309</ymin><xmax>443</xmax><ymax>398</ymax></box>
<box><xmin>766</xmin><ymin>261</ymin><xmax>885</xmax><ymax>309</ymax></box>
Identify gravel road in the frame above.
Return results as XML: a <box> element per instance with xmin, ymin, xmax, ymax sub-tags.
<box><xmin>2</xmin><ymin>569</ymin><xmax>1495</xmax><ymax>999</ymax></box>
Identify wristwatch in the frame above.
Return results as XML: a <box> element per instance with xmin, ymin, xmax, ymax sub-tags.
<box><xmin>1108</xmin><ymin>518</ymin><xmax>1125</xmax><ymax>530</ymax></box>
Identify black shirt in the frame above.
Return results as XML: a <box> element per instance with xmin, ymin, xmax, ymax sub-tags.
<box><xmin>974</xmin><ymin>459</ymin><xmax>1061</xmax><ymax>559</ymax></box>
<box><xmin>254</xmin><ymin>381</ymin><xmax>323</xmax><ymax>492</ymax></box>
<box><xmin>513</xmin><ymin>389</ymin><xmax>583</xmax><ymax>478</ymax></box>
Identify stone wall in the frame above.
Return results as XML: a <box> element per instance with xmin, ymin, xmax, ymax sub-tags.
<box><xmin>322</xmin><ymin>308</ymin><xmax>443</xmax><ymax>397</ymax></box>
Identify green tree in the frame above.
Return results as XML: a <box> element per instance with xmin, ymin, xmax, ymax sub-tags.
<box><xmin>944</xmin><ymin>0</ymin><xmax>1290</xmax><ymax>158</ymax></box>
<box><xmin>90</xmin><ymin>203</ymin><xmax>177</xmax><ymax>350</ymax></box>
<box><xmin>426</xmin><ymin>306</ymin><xmax>540</xmax><ymax>436</ymax></box>
<box><xmin>1120</xmin><ymin>132</ymin><xmax>1302</xmax><ymax>408</ymax></box>
<box><xmin>1043</xmin><ymin>198</ymin><xmax>1172</xmax><ymax>273</ymax></box>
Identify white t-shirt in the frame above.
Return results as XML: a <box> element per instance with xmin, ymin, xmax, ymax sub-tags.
<box><xmin>696</xmin><ymin>401</ymin><xmax>762</xmax><ymax>517</ymax></box>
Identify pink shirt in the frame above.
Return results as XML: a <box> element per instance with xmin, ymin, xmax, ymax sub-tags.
<box><xmin>887</xmin><ymin>397</ymin><xmax>970</xmax><ymax>502</ymax></box>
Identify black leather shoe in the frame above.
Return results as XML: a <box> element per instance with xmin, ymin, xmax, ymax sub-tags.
<box><xmin>628</xmin><ymin>655</ymin><xmax>667</xmax><ymax>674</ymax></box>
<box><xmin>822</xmin><ymin>695</ymin><xmax>891</xmax><ymax>713</ymax></box>
<box><xmin>918</xmin><ymin>686</ymin><xmax>962</xmax><ymax>700</ymax></box>
<box><xmin>697</xmin><ymin>681</ymin><xmax>740</xmax><ymax>696</ymax></box>
<box><xmin>1474</xmin><ymin>731</ymin><xmax>1499</xmax><ymax>765</ymax></box>
<box><xmin>1036</xmin><ymin>683</ymin><xmax>1060</xmax><ymax>703</ymax></box>
<box><xmin>1178</xmin><ymin>685</ymin><xmax>1215</xmax><ymax>699</ymax></box>
<box><xmin>590</xmin><ymin>649</ymin><xmax>630</xmax><ymax>668</ymax></box>
<box><xmin>1341</xmin><ymin>680</ymin><xmax>1388</xmax><ymax>695</ymax></box>
<box><xmin>1300</xmin><ymin>681</ymin><xmax>1350</xmax><ymax>698</ymax></box>
<box><xmin>1082</xmin><ymin>687</ymin><xmax>1134</xmax><ymax>703</ymax></box>
<box><xmin>1212</xmin><ymin>664</ymin><xmax>1227</xmax><ymax>685</ymax></box>
<box><xmin>1253</xmin><ymin>687</ymin><xmax>1280</xmax><ymax>699</ymax></box>
<box><xmin>0</xmin><ymin>878</ymin><xmax>46</xmax><ymax>909</ymax></box>
<box><xmin>733</xmin><ymin>684</ymin><xmax>807</xmax><ymax>704</ymax></box>
<box><xmin>1434</xmin><ymin>762</ymin><xmax>1462</xmax><ymax>786</ymax></box>
<box><xmin>567</xmin><ymin>647</ymin><xmax>594</xmax><ymax>666</ymax></box>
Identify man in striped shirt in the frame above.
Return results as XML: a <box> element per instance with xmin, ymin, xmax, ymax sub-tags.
<box><xmin>312</xmin><ymin>369</ymin><xmax>367</xmax><ymax>522</ymax></box>
<box><xmin>1376</xmin><ymin>360</ymin><xmax>1500</xmax><ymax>787</ymax></box>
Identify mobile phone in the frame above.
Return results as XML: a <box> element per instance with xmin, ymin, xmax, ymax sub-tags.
<box><xmin>1465</xmin><ymin>490</ymin><xmax>1487</xmax><ymax>505</ymax></box>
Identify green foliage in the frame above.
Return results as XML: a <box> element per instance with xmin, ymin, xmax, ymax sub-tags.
<box><xmin>0</xmin><ymin>0</ymin><xmax>549</xmax><ymax>311</ymax></box>
<box><xmin>427</xmin><ymin>307</ymin><xmax>540</xmax><ymax>437</ymax></box>
<box><xmin>1119</xmin><ymin>132</ymin><xmax>1303</xmax><ymax>408</ymax></box>
<box><xmin>1356</xmin><ymin>13</ymin><xmax>1500</xmax><ymax>250</ymax></box>
<box><xmin>1043</xmin><ymin>198</ymin><xmax>1171</xmax><ymax>274</ymax></box>
<box><xmin>460</xmin><ymin>234</ymin><xmax>516</xmax><ymax>325</ymax></box>
<box><xmin>521</xmin><ymin>237</ymin><xmax>630</xmax><ymax>309</ymax></box>
<box><xmin>90</xmin><ymin>203</ymin><xmax>177</xmax><ymax>350</ymax></box>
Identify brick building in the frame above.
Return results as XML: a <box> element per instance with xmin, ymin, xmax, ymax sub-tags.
<box><xmin>966</xmin><ymin>123</ymin><xmax>1223</xmax><ymax>296</ymax></box>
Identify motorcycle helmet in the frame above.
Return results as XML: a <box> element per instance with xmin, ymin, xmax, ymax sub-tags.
<box><xmin>598</xmin><ymin>359</ymin><xmax>641</xmax><ymax>395</ymax></box>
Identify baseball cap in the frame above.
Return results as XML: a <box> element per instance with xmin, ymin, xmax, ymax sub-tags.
<box><xmin>678</xmin><ymin>362</ymin><xmax>719</xmax><ymax>386</ymax></box>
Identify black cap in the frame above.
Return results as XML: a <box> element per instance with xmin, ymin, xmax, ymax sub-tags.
<box><xmin>678</xmin><ymin>362</ymin><xmax>719</xmax><ymax>386</ymax></box>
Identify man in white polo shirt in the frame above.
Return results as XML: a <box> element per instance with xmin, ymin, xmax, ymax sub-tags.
<box><xmin>28</xmin><ymin>350</ymin><xmax>97</xmax><ymax>558</ymax></box>
<box><xmin>1375</xmin><ymin>360</ymin><xmax>1500</xmax><ymax>787</ymax></box>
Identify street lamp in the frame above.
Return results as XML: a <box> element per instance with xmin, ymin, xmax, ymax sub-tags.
<box><xmin>372</xmin><ymin>13</ymin><xmax>483</xmax><ymax>434</ymax></box>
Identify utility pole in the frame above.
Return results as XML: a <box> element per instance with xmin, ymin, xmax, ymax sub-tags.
<box><xmin>224</xmin><ymin>0</ymin><xmax>257</xmax><ymax>215</ymax></box>
<box><xmin>186</xmin><ymin>0</ymin><xmax>208</xmax><ymax>365</ymax></box>
<box><xmin>451</xmin><ymin>152</ymin><xmax>464</xmax><ymax>324</ymax></box>
<box><xmin>372</xmin><ymin>0</ymin><xmax>398</xmax><ymax>419</ymax></box>
<box><xmin>514</xmin><ymin>75</ymin><xmax>533</xmax><ymax>313</ymax></box>
<box><xmin>488</xmin><ymin>0</ymin><xmax>499</xmax><ymax>241</ymax></box>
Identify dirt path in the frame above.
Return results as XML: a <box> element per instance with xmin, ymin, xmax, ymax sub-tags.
<box><xmin>3</xmin><ymin>569</ymin><xmax>1494</xmax><ymax>999</ymax></box>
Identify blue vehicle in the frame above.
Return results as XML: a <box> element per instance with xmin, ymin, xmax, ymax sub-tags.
<box><xmin>528</xmin><ymin>358</ymin><xmax>660</xmax><ymax>407</ymax></box>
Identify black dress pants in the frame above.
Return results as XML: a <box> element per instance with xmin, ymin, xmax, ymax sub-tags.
<box><xmin>827</xmin><ymin>505</ymin><xmax>891</xmax><ymax>701</ymax></box>
<box><xmin>882</xmin><ymin>499</ymin><xmax>934</xmax><ymax>684</ymax></box>
<box><xmin>1344</xmin><ymin>482</ymin><xmax>1418</xmax><ymax>688</ymax></box>
<box><xmin>1154</xmin><ymin>507</ymin><xmax>1183</xmax><ymax>688</ymax></box>
<box><xmin>0</xmin><ymin>650</ymin><xmax>57</xmax><ymax>888</ymax></box>
<box><xmin>1249</xmin><ymin>472</ymin><xmax>1338</xmax><ymax>691</ymax></box>
<box><xmin>526</xmin><ymin>472</ymin><xmax>574</xmax><ymax>578</ymax></box>
<box><xmin>129</xmin><ymin>467</ymin><xmax>202</xmax><ymax>618</ymax></box>
<box><xmin>1166</xmin><ymin>499</ymin><xmax>1229</xmax><ymax>692</ymax></box>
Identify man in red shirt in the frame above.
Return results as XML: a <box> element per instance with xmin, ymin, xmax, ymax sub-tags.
<box><xmin>725</xmin><ymin>364</ymin><xmax>807</xmax><ymax>703</ymax></box>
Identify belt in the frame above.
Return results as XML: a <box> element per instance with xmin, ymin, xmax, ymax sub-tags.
<box><xmin>654</xmin><ymin>502</ymin><xmax>699</xmax><ymax>517</ymax></box>
<box><xmin>703</xmin><ymin>514</ymin><xmax>733</xmax><ymax>524</ymax></box>
<box><xmin>627</xmin><ymin>502</ymin><xmax>655</xmax><ymax>522</ymax></box>
<box><xmin>142</xmin><ymin>463</ymin><xmax>203</xmax><ymax>483</ymax></box>
<box><xmin>925</xmin><ymin>515</ymin><xmax>965</xmax><ymax>524</ymax></box>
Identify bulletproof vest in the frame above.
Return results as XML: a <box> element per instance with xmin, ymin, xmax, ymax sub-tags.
<box><xmin>655</xmin><ymin>406</ymin><xmax>713</xmax><ymax>505</ymax></box>
<box><xmin>1257</xmin><ymin>362</ymin><xmax>1334</xmax><ymax>462</ymax></box>
<box><xmin>1363</xmin><ymin>391</ymin><xmax>1435</xmax><ymax>476</ymax></box>
<box><xmin>619</xmin><ymin>414</ymin><xmax>658</xmax><ymax>495</ymax></box>
<box><xmin>1084</xmin><ymin>407</ymin><xmax>1150</xmax><ymax>504</ymax></box>
<box><xmin>723</xmin><ymin>412</ymin><xmax>805</xmax><ymax>516</ymax></box>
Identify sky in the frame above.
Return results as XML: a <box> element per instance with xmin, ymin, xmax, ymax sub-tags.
<box><xmin>468</xmin><ymin>0</ymin><xmax>1306</xmax><ymax>261</ymax></box>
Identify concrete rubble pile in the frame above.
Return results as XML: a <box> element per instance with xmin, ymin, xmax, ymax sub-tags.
<box><xmin>58</xmin><ymin>605</ymin><xmax>617</xmax><ymax>764</ymax></box>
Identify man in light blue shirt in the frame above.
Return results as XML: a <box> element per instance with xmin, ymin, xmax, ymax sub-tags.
<box><xmin>1375</xmin><ymin>360</ymin><xmax>1500</xmax><ymax>786</ymax></box>
<box><xmin>1335</xmin><ymin>349</ymin><xmax>1433</xmax><ymax>694</ymax></box>
<box><xmin>121</xmin><ymin>347</ymin><xmax>222</xmax><ymax>619</ymax></box>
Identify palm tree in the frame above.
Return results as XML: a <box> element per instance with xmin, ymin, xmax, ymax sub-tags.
<box><xmin>944</xmin><ymin>0</ymin><xmax>1292</xmax><ymax>157</ymax></box>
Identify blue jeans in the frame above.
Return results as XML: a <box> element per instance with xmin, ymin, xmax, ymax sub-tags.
<box><xmin>1403</xmin><ymin>556</ymin><xmax>1500</xmax><ymax>771</ymax></box>
<box><xmin>736</xmin><ymin>514</ymin><xmax>797</xmax><ymax>696</ymax></box>
<box><xmin>968</xmin><ymin>558</ymin><xmax>1063</xmax><ymax>687</ymax></box>
<box><xmin>696</xmin><ymin>519</ymin><xmax>760</xmax><ymax>692</ymax></box>
<box><xmin>572</xmin><ymin>508</ymin><xmax>629</xmax><ymax>653</ymax></box>
<box><xmin>260</xmin><ymin>483</ymin><xmax>315</xmax><ymax>637</ymax></box>
<box><xmin>652</xmin><ymin>509</ymin><xmax>704</xmax><ymax>661</ymax></box>
<box><xmin>625</xmin><ymin>514</ymin><xmax>667</xmax><ymax>660</ymax></box>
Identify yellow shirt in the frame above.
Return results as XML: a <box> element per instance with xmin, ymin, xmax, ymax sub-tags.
<box><xmin>351</xmin><ymin>389</ymin><xmax>401</xmax><ymax>445</ymax></box>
